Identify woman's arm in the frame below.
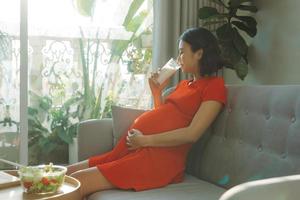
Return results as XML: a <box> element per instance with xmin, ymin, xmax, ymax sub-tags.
<box><xmin>148</xmin><ymin>73</ymin><xmax>171</xmax><ymax>108</ymax></box>
<box><xmin>127</xmin><ymin>100</ymin><xmax>223</xmax><ymax>149</ymax></box>
<box><xmin>151</xmin><ymin>89</ymin><xmax>164</xmax><ymax>108</ymax></box>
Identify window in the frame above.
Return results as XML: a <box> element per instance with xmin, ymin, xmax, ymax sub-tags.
<box><xmin>0</xmin><ymin>0</ymin><xmax>153</xmax><ymax>167</ymax></box>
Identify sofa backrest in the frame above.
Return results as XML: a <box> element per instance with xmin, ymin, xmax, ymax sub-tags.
<box><xmin>186</xmin><ymin>85</ymin><xmax>300</xmax><ymax>189</ymax></box>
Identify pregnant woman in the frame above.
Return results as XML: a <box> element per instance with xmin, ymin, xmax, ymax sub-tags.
<box><xmin>67</xmin><ymin>27</ymin><xmax>227</xmax><ymax>199</ymax></box>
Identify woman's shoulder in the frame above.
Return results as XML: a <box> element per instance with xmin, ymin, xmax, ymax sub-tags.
<box><xmin>203</xmin><ymin>77</ymin><xmax>226</xmax><ymax>91</ymax></box>
<box><xmin>176</xmin><ymin>80</ymin><xmax>189</xmax><ymax>87</ymax></box>
<box><xmin>193</xmin><ymin>76</ymin><xmax>225</xmax><ymax>87</ymax></box>
<box><xmin>176</xmin><ymin>77</ymin><xmax>225</xmax><ymax>88</ymax></box>
<box><xmin>207</xmin><ymin>76</ymin><xmax>225</xmax><ymax>85</ymax></box>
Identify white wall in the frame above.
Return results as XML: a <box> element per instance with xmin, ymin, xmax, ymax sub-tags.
<box><xmin>224</xmin><ymin>0</ymin><xmax>300</xmax><ymax>85</ymax></box>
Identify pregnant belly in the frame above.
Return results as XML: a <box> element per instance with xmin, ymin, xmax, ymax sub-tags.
<box><xmin>131</xmin><ymin>103</ymin><xmax>192</xmax><ymax>135</ymax></box>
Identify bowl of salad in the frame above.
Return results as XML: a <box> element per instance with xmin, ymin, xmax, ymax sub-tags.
<box><xmin>18</xmin><ymin>163</ymin><xmax>67</xmax><ymax>194</ymax></box>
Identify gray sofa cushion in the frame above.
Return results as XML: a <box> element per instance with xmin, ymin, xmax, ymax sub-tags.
<box><xmin>111</xmin><ymin>105</ymin><xmax>147</xmax><ymax>146</ymax></box>
<box><xmin>88</xmin><ymin>174</ymin><xmax>225</xmax><ymax>200</ymax></box>
<box><xmin>187</xmin><ymin>85</ymin><xmax>300</xmax><ymax>189</ymax></box>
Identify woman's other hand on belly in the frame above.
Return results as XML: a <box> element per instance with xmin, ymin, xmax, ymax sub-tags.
<box><xmin>126</xmin><ymin>129</ymin><xmax>150</xmax><ymax>150</ymax></box>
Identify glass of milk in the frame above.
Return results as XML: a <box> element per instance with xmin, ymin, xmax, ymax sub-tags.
<box><xmin>155</xmin><ymin>58</ymin><xmax>180</xmax><ymax>84</ymax></box>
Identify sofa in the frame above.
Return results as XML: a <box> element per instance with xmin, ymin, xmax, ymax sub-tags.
<box><xmin>69</xmin><ymin>85</ymin><xmax>300</xmax><ymax>200</ymax></box>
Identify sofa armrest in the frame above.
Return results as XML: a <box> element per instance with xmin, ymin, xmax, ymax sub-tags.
<box><xmin>69</xmin><ymin>118</ymin><xmax>113</xmax><ymax>163</ymax></box>
<box><xmin>219</xmin><ymin>174</ymin><xmax>300</xmax><ymax>200</ymax></box>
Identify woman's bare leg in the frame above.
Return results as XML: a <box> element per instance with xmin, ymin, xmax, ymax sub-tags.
<box><xmin>67</xmin><ymin>160</ymin><xmax>89</xmax><ymax>175</ymax></box>
<box><xmin>70</xmin><ymin>167</ymin><xmax>115</xmax><ymax>199</ymax></box>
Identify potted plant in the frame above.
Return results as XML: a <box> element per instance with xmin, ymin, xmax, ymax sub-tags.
<box><xmin>198</xmin><ymin>0</ymin><xmax>258</xmax><ymax>80</ymax></box>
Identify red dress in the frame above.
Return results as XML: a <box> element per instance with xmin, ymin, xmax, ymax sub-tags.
<box><xmin>89</xmin><ymin>77</ymin><xmax>227</xmax><ymax>191</ymax></box>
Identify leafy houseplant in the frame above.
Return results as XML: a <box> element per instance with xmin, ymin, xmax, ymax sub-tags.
<box><xmin>109</xmin><ymin>0</ymin><xmax>153</xmax><ymax>75</ymax></box>
<box><xmin>28</xmin><ymin>92</ymin><xmax>80</xmax><ymax>164</ymax></box>
<box><xmin>198</xmin><ymin>0</ymin><xmax>258</xmax><ymax>80</ymax></box>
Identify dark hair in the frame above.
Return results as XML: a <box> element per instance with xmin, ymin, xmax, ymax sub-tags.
<box><xmin>179</xmin><ymin>27</ymin><xmax>224</xmax><ymax>76</ymax></box>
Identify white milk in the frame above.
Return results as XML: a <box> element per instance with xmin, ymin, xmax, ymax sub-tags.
<box><xmin>156</xmin><ymin>58</ymin><xmax>180</xmax><ymax>84</ymax></box>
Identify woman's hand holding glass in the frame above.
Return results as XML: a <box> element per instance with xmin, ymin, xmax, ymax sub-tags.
<box><xmin>148</xmin><ymin>70</ymin><xmax>171</xmax><ymax>98</ymax></box>
<box><xmin>148</xmin><ymin>58</ymin><xmax>180</xmax><ymax>99</ymax></box>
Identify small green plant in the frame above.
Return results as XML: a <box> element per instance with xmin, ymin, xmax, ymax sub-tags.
<box><xmin>28</xmin><ymin>92</ymin><xmax>79</xmax><ymax>164</ymax></box>
<box><xmin>28</xmin><ymin>88</ymin><xmax>117</xmax><ymax>164</ymax></box>
<box><xmin>198</xmin><ymin>0</ymin><xmax>258</xmax><ymax>80</ymax></box>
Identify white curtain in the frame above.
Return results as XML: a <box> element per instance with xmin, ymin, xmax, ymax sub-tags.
<box><xmin>152</xmin><ymin>0</ymin><xmax>222</xmax><ymax>83</ymax></box>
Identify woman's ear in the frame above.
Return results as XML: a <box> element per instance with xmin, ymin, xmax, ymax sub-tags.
<box><xmin>196</xmin><ymin>49</ymin><xmax>203</xmax><ymax>60</ymax></box>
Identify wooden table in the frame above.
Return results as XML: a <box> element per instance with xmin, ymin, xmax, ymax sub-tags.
<box><xmin>0</xmin><ymin>170</ymin><xmax>81</xmax><ymax>200</ymax></box>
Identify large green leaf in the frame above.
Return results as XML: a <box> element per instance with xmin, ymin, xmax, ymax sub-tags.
<box><xmin>39</xmin><ymin>96</ymin><xmax>52</xmax><ymax>111</ymax></box>
<box><xmin>29</xmin><ymin>91</ymin><xmax>51</xmax><ymax>111</ymax></box>
<box><xmin>222</xmin><ymin>59</ymin><xmax>235</xmax><ymax>70</ymax></box>
<box><xmin>67</xmin><ymin>125</ymin><xmax>78</xmax><ymax>140</ymax></box>
<box><xmin>203</xmin><ymin>20</ymin><xmax>227</xmax><ymax>27</ymax></box>
<box><xmin>232</xmin><ymin>20</ymin><xmax>257</xmax><ymax>37</ymax></box>
<box><xmin>28</xmin><ymin>107</ymin><xmax>38</xmax><ymax>116</ymax></box>
<box><xmin>239</xmin><ymin>0</ymin><xmax>254</xmax><ymax>3</ymax></box>
<box><xmin>220</xmin><ymin>40</ymin><xmax>242</xmax><ymax>66</ymax></box>
<box><xmin>230</xmin><ymin>0</ymin><xmax>253</xmax><ymax>8</ymax></box>
<box><xmin>58</xmin><ymin>126</ymin><xmax>73</xmax><ymax>144</ymax></box>
<box><xmin>91</xmin><ymin>32</ymin><xmax>100</xmax><ymax>96</ymax></box>
<box><xmin>238</xmin><ymin>5</ymin><xmax>258</xmax><ymax>13</ymax></box>
<box><xmin>110</xmin><ymin>40</ymin><xmax>131</xmax><ymax>62</ymax></box>
<box><xmin>110</xmin><ymin>10</ymin><xmax>149</xmax><ymax>62</ymax></box>
<box><xmin>232</xmin><ymin>28</ymin><xmax>248</xmax><ymax>56</ymax></box>
<box><xmin>73</xmin><ymin>0</ymin><xmax>96</xmax><ymax>17</ymax></box>
<box><xmin>216</xmin><ymin>23</ymin><xmax>234</xmax><ymax>41</ymax></box>
<box><xmin>28</xmin><ymin>116</ymin><xmax>48</xmax><ymax>133</ymax></box>
<box><xmin>198</xmin><ymin>7</ymin><xmax>220</xmax><ymax>19</ymax></box>
<box><xmin>78</xmin><ymin>28</ymin><xmax>91</xmax><ymax>99</ymax></box>
<box><xmin>123</xmin><ymin>0</ymin><xmax>145</xmax><ymax>26</ymax></box>
<box><xmin>91</xmin><ymin>85</ymin><xmax>103</xmax><ymax>119</ymax></box>
<box><xmin>234</xmin><ymin>58</ymin><xmax>248</xmax><ymax>80</ymax></box>
<box><xmin>127</xmin><ymin>11</ymin><xmax>148</xmax><ymax>32</ymax></box>
<box><xmin>39</xmin><ymin>137</ymin><xmax>56</xmax><ymax>153</ymax></box>
<box><xmin>242</xmin><ymin>54</ymin><xmax>248</xmax><ymax>64</ymax></box>
<box><xmin>209</xmin><ymin>0</ymin><xmax>227</xmax><ymax>8</ymax></box>
<box><xmin>234</xmin><ymin>16</ymin><xmax>257</xmax><ymax>27</ymax></box>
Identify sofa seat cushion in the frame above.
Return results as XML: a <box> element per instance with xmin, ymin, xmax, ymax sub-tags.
<box><xmin>88</xmin><ymin>174</ymin><xmax>226</xmax><ymax>200</ymax></box>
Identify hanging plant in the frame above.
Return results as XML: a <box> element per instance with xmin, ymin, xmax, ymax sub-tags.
<box><xmin>198</xmin><ymin>0</ymin><xmax>258</xmax><ymax>80</ymax></box>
